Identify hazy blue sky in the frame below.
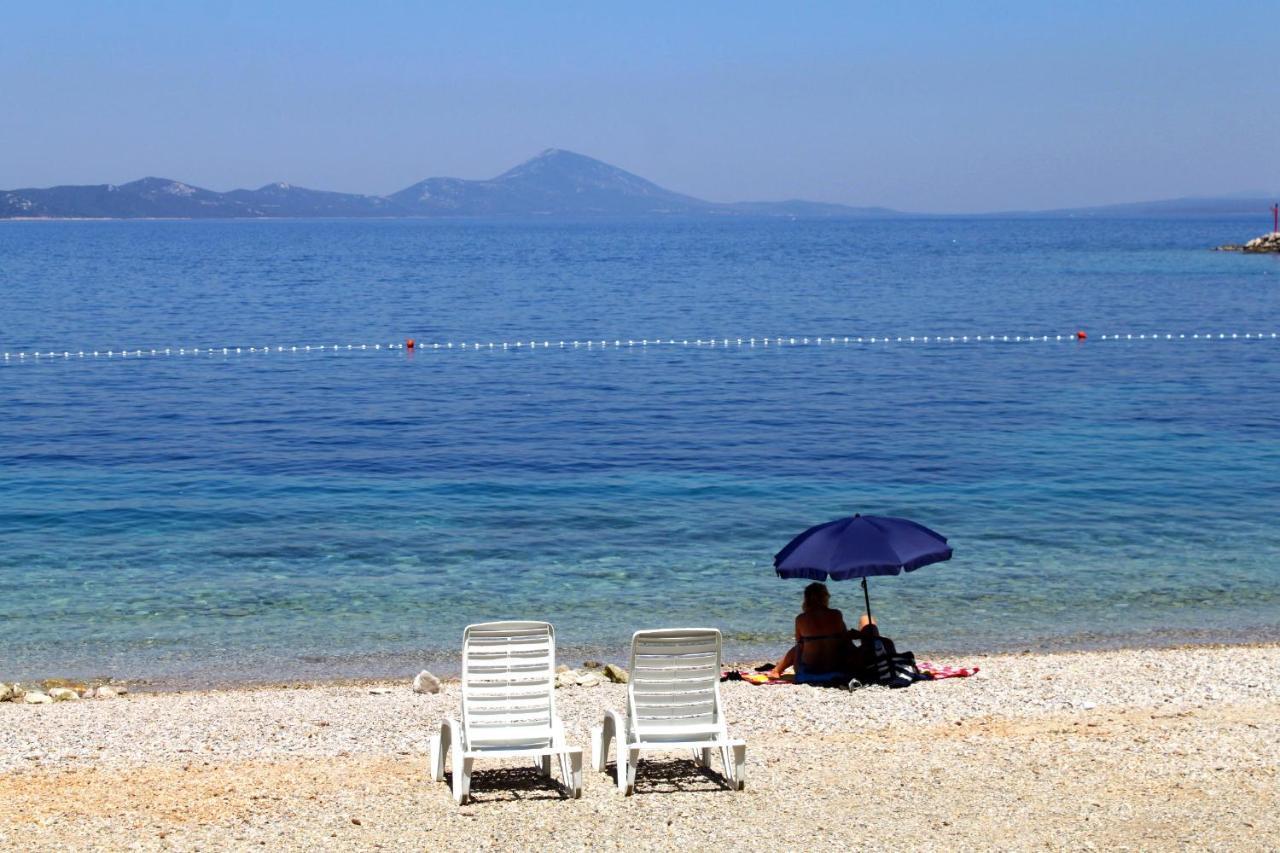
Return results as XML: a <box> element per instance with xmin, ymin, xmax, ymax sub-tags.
<box><xmin>2</xmin><ymin>2</ymin><xmax>1277</xmax><ymax>212</ymax></box>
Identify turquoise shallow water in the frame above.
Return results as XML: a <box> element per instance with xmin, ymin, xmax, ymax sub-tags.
<box><xmin>1</xmin><ymin>217</ymin><xmax>1278</xmax><ymax>685</ymax></box>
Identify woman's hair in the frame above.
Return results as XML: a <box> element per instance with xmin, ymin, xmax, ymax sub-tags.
<box><xmin>802</xmin><ymin>582</ymin><xmax>830</xmax><ymax>612</ymax></box>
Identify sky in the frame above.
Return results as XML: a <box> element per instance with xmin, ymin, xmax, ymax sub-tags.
<box><xmin>2</xmin><ymin>1</ymin><xmax>1277</xmax><ymax>213</ymax></box>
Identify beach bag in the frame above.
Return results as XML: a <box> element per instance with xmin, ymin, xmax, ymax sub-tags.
<box><xmin>851</xmin><ymin>638</ymin><xmax>925</xmax><ymax>689</ymax></box>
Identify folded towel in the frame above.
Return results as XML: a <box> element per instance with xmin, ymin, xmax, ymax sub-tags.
<box><xmin>722</xmin><ymin>669</ymin><xmax>793</xmax><ymax>685</ymax></box>
<box><xmin>918</xmin><ymin>661</ymin><xmax>979</xmax><ymax>679</ymax></box>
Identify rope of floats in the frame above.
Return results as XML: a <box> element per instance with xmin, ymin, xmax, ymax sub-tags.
<box><xmin>2</xmin><ymin>330</ymin><xmax>1278</xmax><ymax>362</ymax></box>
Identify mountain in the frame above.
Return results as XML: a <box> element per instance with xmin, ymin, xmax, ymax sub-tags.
<box><xmin>223</xmin><ymin>183</ymin><xmax>400</xmax><ymax>217</ymax></box>
<box><xmin>388</xmin><ymin>149</ymin><xmax>715</xmax><ymax>216</ymax></box>
<box><xmin>0</xmin><ymin>150</ymin><xmax>896</xmax><ymax>219</ymax></box>
<box><xmin>1</xmin><ymin>177</ymin><xmax>258</xmax><ymax>218</ymax></box>
<box><xmin>7</xmin><ymin>150</ymin><xmax>1267</xmax><ymax>220</ymax></box>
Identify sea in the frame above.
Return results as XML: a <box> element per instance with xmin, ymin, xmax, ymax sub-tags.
<box><xmin>2</xmin><ymin>217</ymin><xmax>1278</xmax><ymax>687</ymax></box>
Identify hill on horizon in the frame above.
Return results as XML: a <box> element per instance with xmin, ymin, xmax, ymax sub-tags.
<box><xmin>0</xmin><ymin>149</ymin><xmax>894</xmax><ymax>220</ymax></box>
<box><xmin>0</xmin><ymin>149</ymin><xmax>1273</xmax><ymax>220</ymax></box>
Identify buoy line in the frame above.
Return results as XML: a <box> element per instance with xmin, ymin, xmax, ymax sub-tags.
<box><xmin>2</xmin><ymin>331</ymin><xmax>1277</xmax><ymax>364</ymax></box>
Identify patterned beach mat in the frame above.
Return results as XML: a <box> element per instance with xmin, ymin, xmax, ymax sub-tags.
<box><xmin>722</xmin><ymin>662</ymin><xmax>979</xmax><ymax>685</ymax></box>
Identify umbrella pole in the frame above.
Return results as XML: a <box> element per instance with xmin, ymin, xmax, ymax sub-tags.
<box><xmin>862</xmin><ymin>577</ymin><xmax>872</xmax><ymax>621</ymax></box>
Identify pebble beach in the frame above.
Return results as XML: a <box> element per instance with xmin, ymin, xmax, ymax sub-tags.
<box><xmin>2</xmin><ymin>643</ymin><xmax>1277</xmax><ymax>851</ymax></box>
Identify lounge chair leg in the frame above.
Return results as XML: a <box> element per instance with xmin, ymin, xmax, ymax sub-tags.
<box><xmin>590</xmin><ymin>724</ymin><xmax>606</xmax><ymax>772</ymax></box>
<box><xmin>732</xmin><ymin>743</ymin><xmax>747</xmax><ymax>791</ymax></box>
<box><xmin>615</xmin><ymin>745</ymin><xmax>628</xmax><ymax>794</ymax></box>
<box><xmin>557</xmin><ymin>751</ymin><xmax>570</xmax><ymax>791</ymax></box>
<box><xmin>624</xmin><ymin>747</ymin><xmax>640</xmax><ymax>796</ymax></box>
<box><xmin>451</xmin><ymin>749</ymin><xmax>473</xmax><ymax>805</ymax></box>
<box><xmin>698</xmin><ymin>747</ymin><xmax>713</xmax><ymax>768</ymax></box>
<box><xmin>538</xmin><ymin>755</ymin><xmax>552</xmax><ymax>777</ymax></box>
<box><xmin>429</xmin><ymin>729</ymin><xmax>445</xmax><ymax>782</ymax></box>
<box><xmin>430</xmin><ymin>722</ymin><xmax>450</xmax><ymax>778</ymax></box>
<box><xmin>567</xmin><ymin>750</ymin><xmax>583</xmax><ymax>798</ymax></box>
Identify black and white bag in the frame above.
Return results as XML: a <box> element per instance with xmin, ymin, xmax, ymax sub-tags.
<box><xmin>852</xmin><ymin>638</ymin><xmax>926</xmax><ymax>689</ymax></box>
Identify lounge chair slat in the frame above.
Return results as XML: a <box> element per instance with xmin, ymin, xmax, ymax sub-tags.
<box><xmin>633</xmin><ymin>691</ymin><xmax>716</xmax><ymax>708</ymax></box>
<box><xmin>630</xmin><ymin>676</ymin><xmax>718</xmax><ymax>693</ymax></box>
<box><xmin>632</xmin><ymin>640</ymin><xmax>720</xmax><ymax>657</ymax></box>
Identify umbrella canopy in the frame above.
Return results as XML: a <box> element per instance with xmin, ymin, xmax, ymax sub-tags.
<box><xmin>774</xmin><ymin>514</ymin><xmax>952</xmax><ymax>581</ymax></box>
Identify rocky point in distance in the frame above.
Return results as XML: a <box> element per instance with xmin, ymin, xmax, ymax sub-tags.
<box><xmin>1215</xmin><ymin>232</ymin><xmax>1280</xmax><ymax>253</ymax></box>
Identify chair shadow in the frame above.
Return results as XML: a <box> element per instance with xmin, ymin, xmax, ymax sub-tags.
<box><xmin>606</xmin><ymin>757</ymin><xmax>734</xmax><ymax>795</ymax></box>
<box><xmin>444</xmin><ymin>766</ymin><xmax>575</xmax><ymax>803</ymax></box>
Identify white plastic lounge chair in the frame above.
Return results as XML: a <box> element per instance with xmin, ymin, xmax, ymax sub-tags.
<box><xmin>429</xmin><ymin>621</ymin><xmax>583</xmax><ymax>804</ymax></box>
<box><xmin>590</xmin><ymin>628</ymin><xmax>746</xmax><ymax>795</ymax></box>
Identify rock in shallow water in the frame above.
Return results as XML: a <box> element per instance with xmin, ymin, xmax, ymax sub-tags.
<box><xmin>1215</xmin><ymin>231</ymin><xmax>1280</xmax><ymax>253</ymax></box>
<box><xmin>48</xmin><ymin>688</ymin><xmax>80</xmax><ymax>701</ymax></box>
<box><xmin>0</xmin><ymin>683</ymin><xmax>12</xmax><ymax>702</ymax></box>
<box><xmin>603</xmin><ymin>664</ymin><xmax>630</xmax><ymax>684</ymax></box>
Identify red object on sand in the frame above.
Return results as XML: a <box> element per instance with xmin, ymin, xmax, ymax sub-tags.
<box><xmin>918</xmin><ymin>662</ymin><xmax>980</xmax><ymax>679</ymax></box>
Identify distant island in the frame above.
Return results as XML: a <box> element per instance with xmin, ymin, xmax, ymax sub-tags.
<box><xmin>0</xmin><ymin>149</ymin><xmax>892</xmax><ymax>221</ymax></box>
<box><xmin>1</xmin><ymin>149</ymin><xmax>1274</xmax><ymax>220</ymax></box>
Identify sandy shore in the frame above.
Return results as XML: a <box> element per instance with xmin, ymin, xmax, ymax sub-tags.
<box><xmin>2</xmin><ymin>644</ymin><xmax>1277</xmax><ymax>851</ymax></box>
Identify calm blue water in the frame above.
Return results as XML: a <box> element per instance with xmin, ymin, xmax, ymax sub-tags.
<box><xmin>2</xmin><ymin>218</ymin><xmax>1278</xmax><ymax>686</ymax></box>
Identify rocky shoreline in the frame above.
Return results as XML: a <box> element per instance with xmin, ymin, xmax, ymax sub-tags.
<box><xmin>0</xmin><ymin>679</ymin><xmax>129</xmax><ymax>705</ymax></box>
<box><xmin>1215</xmin><ymin>231</ymin><xmax>1280</xmax><ymax>252</ymax></box>
<box><xmin>2</xmin><ymin>644</ymin><xmax>1277</xmax><ymax>850</ymax></box>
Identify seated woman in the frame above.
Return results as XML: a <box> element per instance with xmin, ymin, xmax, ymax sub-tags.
<box><xmin>852</xmin><ymin>617</ymin><xmax>897</xmax><ymax>670</ymax></box>
<box><xmin>768</xmin><ymin>582</ymin><xmax>858</xmax><ymax>683</ymax></box>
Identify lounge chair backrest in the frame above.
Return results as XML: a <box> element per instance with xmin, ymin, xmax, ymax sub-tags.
<box><xmin>627</xmin><ymin>628</ymin><xmax>725</xmax><ymax>739</ymax></box>
<box><xmin>461</xmin><ymin>620</ymin><xmax>557</xmax><ymax>750</ymax></box>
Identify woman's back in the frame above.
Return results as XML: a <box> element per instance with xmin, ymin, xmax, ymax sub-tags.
<box><xmin>796</xmin><ymin>607</ymin><xmax>851</xmax><ymax>672</ymax></box>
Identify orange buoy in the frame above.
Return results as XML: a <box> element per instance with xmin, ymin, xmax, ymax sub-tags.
<box><xmin>1075</xmin><ymin>330</ymin><xmax>1087</xmax><ymax>340</ymax></box>
<box><xmin>406</xmin><ymin>338</ymin><xmax>415</xmax><ymax>349</ymax></box>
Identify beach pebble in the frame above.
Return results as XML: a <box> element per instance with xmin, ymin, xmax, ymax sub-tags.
<box><xmin>368</xmin><ymin>688</ymin><xmax>394</xmax><ymax>696</ymax></box>
<box><xmin>23</xmin><ymin>691</ymin><xmax>53</xmax><ymax>705</ymax></box>
<box><xmin>575</xmin><ymin>672</ymin><xmax>602</xmax><ymax>688</ymax></box>
<box><xmin>95</xmin><ymin>686</ymin><xmax>120</xmax><ymax>699</ymax></box>
<box><xmin>555</xmin><ymin>670</ymin><xmax>578</xmax><ymax>689</ymax></box>
<box><xmin>49</xmin><ymin>688</ymin><xmax>80</xmax><ymax>702</ymax></box>
<box><xmin>603</xmin><ymin>664</ymin><xmax>630</xmax><ymax>684</ymax></box>
<box><xmin>412</xmin><ymin>671</ymin><xmax>441</xmax><ymax>695</ymax></box>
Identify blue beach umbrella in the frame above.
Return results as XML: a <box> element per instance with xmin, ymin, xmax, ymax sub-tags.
<box><xmin>773</xmin><ymin>514</ymin><xmax>953</xmax><ymax>619</ymax></box>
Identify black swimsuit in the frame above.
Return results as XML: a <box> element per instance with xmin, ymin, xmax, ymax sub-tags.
<box><xmin>794</xmin><ymin>631</ymin><xmax>852</xmax><ymax>682</ymax></box>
